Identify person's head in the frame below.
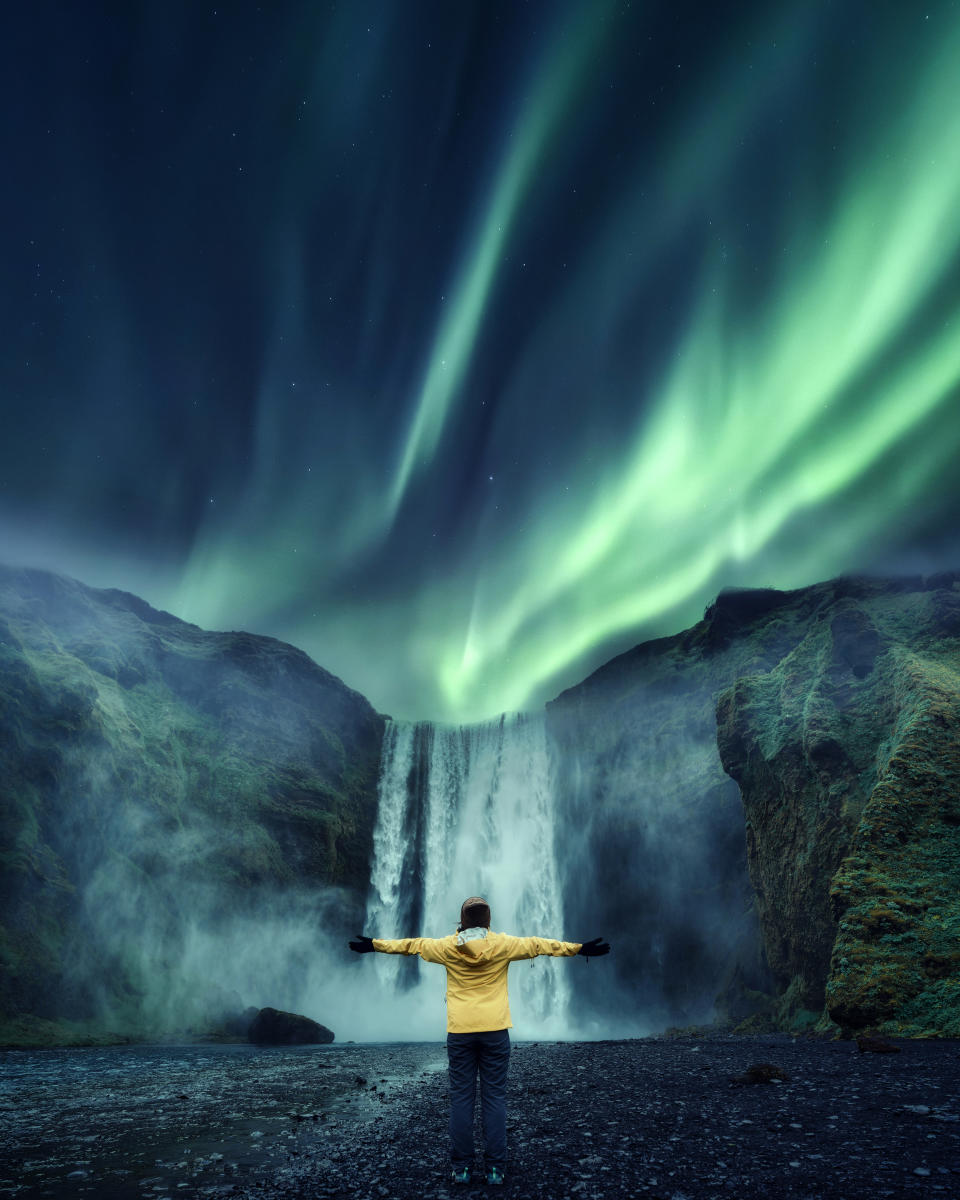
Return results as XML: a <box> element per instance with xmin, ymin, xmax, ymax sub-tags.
<box><xmin>459</xmin><ymin>896</ymin><xmax>491</xmax><ymax>930</ymax></box>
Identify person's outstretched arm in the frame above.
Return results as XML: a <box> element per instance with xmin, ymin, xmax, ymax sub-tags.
<box><xmin>348</xmin><ymin>933</ymin><xmax>447</xmax><ymax>963</ymax></box>
<box><xmin>503</xmin><ymin>935</ymin><xmax>582</xmax><ymax>960</ymax></box>
<box><xmin>503</xmin><ymin>934</ymin><xmax>611</xmax><ymax>961</ymax></box>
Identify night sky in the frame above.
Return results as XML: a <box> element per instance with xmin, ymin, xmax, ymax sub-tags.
<box><xmin>3</xmin><ymin>1</ymin><xmax>960</xmax><ymax>722</ymax></box>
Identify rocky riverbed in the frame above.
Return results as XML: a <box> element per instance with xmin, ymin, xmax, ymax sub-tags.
<box><xmin>1</xmin><ymin>1036</ymin><xmax>958</xmax><ymax>1199</ymax></box>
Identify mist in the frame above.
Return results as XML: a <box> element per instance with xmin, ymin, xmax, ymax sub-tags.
<box><xmin>55</xmin><ymin>698</ymin><xmax>740</xmax><ymax>1044</ymax></box>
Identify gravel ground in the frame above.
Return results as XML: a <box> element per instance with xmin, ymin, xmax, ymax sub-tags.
<box><xmin>2</xmin><ymin>1036</ymin><xmax>959</xmax><ymax>1199</ymax></box>
<box><xmin>0</xmin><ymin>1042</ymin><xmax>447</xmax><ymax>1200</ymax></box>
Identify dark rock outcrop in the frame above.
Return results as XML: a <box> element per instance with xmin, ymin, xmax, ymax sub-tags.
<box><xmin>248</xmin><ymin>1006</ymin><xmax>334</xmax><ymax>1044</ymax></box>
<box><xmin>0</xmin><ymin>565</ymin><xmax>385</xmax><ymax>1041</ymax></box>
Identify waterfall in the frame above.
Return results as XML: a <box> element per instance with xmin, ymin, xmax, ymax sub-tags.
<box><xmin>365</xmin><ymin>713</ymin><xmax>571</xmax><ymax>1034</ymax></box>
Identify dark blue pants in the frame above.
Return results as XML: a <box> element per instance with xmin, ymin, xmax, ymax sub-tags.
<box><xmin>446</xmin><ymin>1028</ymin><xmax>511</xmax><ymax>1168</ymax></box>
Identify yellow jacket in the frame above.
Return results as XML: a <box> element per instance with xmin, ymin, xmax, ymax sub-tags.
<box><xmin>372</xmin><ymin>930</ymin><xmax>582</xmax><ymax>1033</ymax></box>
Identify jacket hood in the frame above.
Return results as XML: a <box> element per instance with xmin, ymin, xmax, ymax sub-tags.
<box><xmin>454</xmin><ymin>929</ymin><xmax>501</xmax><ymax>963</ymax></box>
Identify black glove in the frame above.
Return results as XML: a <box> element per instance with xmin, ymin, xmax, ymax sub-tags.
<box><xmin>349</xmin><ymin>934</ymin><xmax>375</xmax><ymax>954</ymax></box>
<box><xmin>578</xmin><ymin>937</ymin><xmax>610</xmax><ymax>957</ymax></box>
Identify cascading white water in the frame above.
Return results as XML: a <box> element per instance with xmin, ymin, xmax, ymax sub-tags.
<box><xmin>364</xmin><ymin>713</ymin><xmax>571</xmax><ymax>1037</ymax></box>
<box><xmin>367</xmin><ymin>720</ymin><xmax>417</xmax><ymax>939</ymax></box>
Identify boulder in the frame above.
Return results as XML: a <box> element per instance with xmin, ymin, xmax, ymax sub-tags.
<box><xmin>248</xmin><ymin>1006</ymin><xmax>334</xmax><ymax>1044</ymax></box>
<box><xmin>222</xmin><ymin>1005</ymin><xmax>260</xmax><ymax>1037</ymax></box>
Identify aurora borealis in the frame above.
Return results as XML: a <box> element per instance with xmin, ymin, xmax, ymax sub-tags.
<box><xmin>3</xmin><ymin>1</ymin><xmax>960</xmax><ymax>722</ymax></box>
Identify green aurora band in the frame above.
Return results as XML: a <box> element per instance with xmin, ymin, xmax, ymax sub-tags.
<box><xmin>172</xmin><ymin>2</ymin><xmax>960</xmax><ymax>723</ymax></box>
<box><xmin>387</xmin><ymin>5</ymin><xmax>611</xmax><ymax>518</ymax></box>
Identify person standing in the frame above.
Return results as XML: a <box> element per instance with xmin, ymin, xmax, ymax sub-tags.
<box><xmin>349</xmin><ymin>895</ymin><xmax>610</xmax><ymax>1186</ymax></box>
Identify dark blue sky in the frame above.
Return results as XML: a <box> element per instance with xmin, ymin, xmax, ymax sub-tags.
<box><xmin>3</xmin><ymin>1</ymin><xmax>959</xmax><ymax>720</ymax></box>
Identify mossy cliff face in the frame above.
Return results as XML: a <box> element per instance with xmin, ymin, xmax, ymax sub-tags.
<box><xmin>549</xmin><ymin>573</ymin><xmax>960</xmax><ymax>1035</ymax></box>
<box><xmin>716</xmin><ymin>576</ymin><xmax>960</xmax><ymax>1034</ymax></box>
<box><xmin>0</xmin><ymin>566</ymin><xmax>385</xmax><ymax>1040</ymax></box>
<box><xmin>826</xmin><ymin>651</ymin><xmax>960</xmax><ymax>1036</ymax></box>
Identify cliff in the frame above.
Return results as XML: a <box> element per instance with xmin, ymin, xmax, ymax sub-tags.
<box><xmin>716</xmin><ymin>575</ymin><xmax>960</xmax><ymax>1036</ymax></box>
<box><xmin>547</xmin><ymin>573</ymin><xmax>960</xmax><ymax>1035</ymax></box>
<box><xmin>0</xmin><ymin>566</ymin><xmax>385</xmax><ymax>1043</ymax></box>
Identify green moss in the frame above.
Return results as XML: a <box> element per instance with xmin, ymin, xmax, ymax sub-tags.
<box><xmin>732</xmin><ymin>1011</ymin><xmax>778</xmax><ymax>1034</ymax></box>
<box><xmin>772</xmin><ymin>975</ymin><xmax>822</xmax><ymax>1031</ymax></box>
<box><xmin>883</xmin><ymin>978</ymin><xmax>960</xmax><ymax>1038</ymax></box>
<box><xmin>825</xmin><ymin>649</ymin><xmax>960</xmax><ymax>1034</ymax></box>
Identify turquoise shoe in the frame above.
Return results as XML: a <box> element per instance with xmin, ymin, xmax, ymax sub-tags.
<box><xmin>486</xmin><ymin>1165</ymin><xmax>505</xmax><ymax>1185</ymax></box>
<box><xmin>451</xmin><ymin>1164</ymin><xmax>472</xmax><ymax>1185</ymax></box>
